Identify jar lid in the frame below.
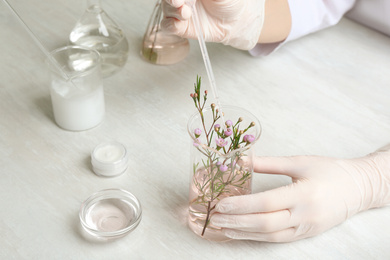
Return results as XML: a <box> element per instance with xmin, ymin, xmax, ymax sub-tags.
<box><xmin>91</xmin><ymin>141</ymin><xmax>129</xmax><ymax>177</ymax></box>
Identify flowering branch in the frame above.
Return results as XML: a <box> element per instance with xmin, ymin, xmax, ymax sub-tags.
<box><xmin>189</xmin><ymin>76</ymin><xmax>256</xmax><ymax>238</ymax></box>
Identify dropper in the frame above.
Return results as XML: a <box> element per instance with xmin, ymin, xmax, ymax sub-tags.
<box><xmin>3</xmin><ymin>0</ymin><xmax>77</xmax><ymax>85</ymax></box>
<box><xmin>186</xmin><ymin>0</ymin><xmax>226</xmax><ymax>128</ymax></box>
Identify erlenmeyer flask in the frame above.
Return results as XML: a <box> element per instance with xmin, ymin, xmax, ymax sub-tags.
<box><xmin>141</xmin><ymin>0</ymin><xmax>190</xmax><ymax>65</ymax></box>
<box><xmin>69</xmin><ymin>0</ymin><xmax>129</xmax><ymax>77</ymax></box>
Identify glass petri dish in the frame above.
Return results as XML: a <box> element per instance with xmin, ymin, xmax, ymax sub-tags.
<box><xmin>79</xmin><ymin>189</ymin><xmax>142</xmax><ymax>239</ymax></box>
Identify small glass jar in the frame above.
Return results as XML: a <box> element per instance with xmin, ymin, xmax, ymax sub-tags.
<box><xmin>91</xmin><ymin>141</ymin><xmax>129</xmax><ymax>177</ymax></box>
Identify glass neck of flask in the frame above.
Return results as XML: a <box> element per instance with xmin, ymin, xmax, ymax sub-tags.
<box><xmin>87</xmin><ymin>0</ymin><xmax>102</xmax><ymax>11</ymax></box>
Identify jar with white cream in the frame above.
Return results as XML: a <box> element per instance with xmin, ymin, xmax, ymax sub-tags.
<box><xmin>91</xmin><ymin>142</ymin><xmax>129</xmax><ymax>177</ymax></box>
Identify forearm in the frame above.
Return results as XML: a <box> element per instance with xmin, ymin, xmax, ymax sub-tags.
<box><xmin>258</xmin><ymin>0</ymin><xmax>291</xmax><ymax>43</ymax></box>
<box><xmin>257</xmin><ymin>0</ymin><xmax>357</xmax><ymax>45</ymax></box>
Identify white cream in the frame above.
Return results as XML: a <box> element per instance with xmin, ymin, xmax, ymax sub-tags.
<box><xmin>91</xmin><ymin>142</ymin><xmax>129</xmax><ymax>177</ymax></box>
<box><xmin>48</xmin><ymin>46</ymin><xmax>105</xmax><ymax>131</ymax></box>
<box><xmin>51</xmin><ymin>81</ymin><xmax>105</xmax><ymax>131</ymax></box>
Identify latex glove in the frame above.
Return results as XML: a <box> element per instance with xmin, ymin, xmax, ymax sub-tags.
<box><xmin>210</xmin><ymin>146</ymin><xmax>390</xmax><ymax>242</ymax></box>
<box><xmin>161</xmin><ymin>0</ymin><xmax>266</xmax><ymax>50</ymax></box>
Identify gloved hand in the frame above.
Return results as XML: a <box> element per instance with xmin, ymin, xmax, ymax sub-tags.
<box><xmin>161</xmin><ymin>0</ymin><xmax>266</xmax><ymax>50</ymax></box>
<box><xmin>210</xmin><ymin>145</ymin><xmax>390</xmax><ymax>242</ymax></box>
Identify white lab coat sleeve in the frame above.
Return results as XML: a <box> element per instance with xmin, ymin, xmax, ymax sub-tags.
<box><xmin>249</xmin><ymin>0</ymin><xmax>356</xmax><ymax>56</ymax></box>
<box><xmin>346</xmin><ymin>0</ymin><xmax>390</xmax><ymax>36</ymax></box>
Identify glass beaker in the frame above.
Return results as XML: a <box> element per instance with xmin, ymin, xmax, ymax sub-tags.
<box><xmin>69</xmin><ymin>0</ymin><xmax>129</xmax><ymax>77</ymax></box>
<box><xmin>141</xmin><ymin>0</ymin><xmax>190</xmax><ymax>65</ymax></box>
<box><xmin>187</xmin><ymin>105</ymin><xmax>262</xmax><ymax>241</ymax></box>
<box><xmin>47</xmin><ymin>46</ymin><xmax>105</xmax><ymax>131</ymax></box>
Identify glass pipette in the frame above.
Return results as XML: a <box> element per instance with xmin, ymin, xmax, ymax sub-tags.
<box><xmin>3</xmin><ymin>0</ymin><xmax>78</xmax><ymax>86</ymax></box>
<box><xmin>186</xmin><ymin>0</ymin><xmax>226</xmax><ymax>128</ymax></box>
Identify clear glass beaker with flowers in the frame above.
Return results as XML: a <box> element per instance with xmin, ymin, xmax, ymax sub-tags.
<box><xmin>187</xmin><ymin>77</ymin><xmax>262</xmax><ymax>241</ymax></box>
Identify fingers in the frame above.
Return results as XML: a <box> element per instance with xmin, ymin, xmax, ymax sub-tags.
<box><xmin>222</xmin><ymin>227</ymin><xmax>299</xmax><ymax>242</ymax></box>
<box><xmin>253</xmin><ymin>155</ymin><xmax>325</xmax><ymax>180</ymax></box>
<box><xmin>211</xmin><ymin>209</ymin><xmax>293</xmax><ymax>233</ymax></box>
<box><xmin>161</xmin><ymin>1</ymin><xmax>193</xmax><ymax>37</ymax></box>
<box><xmin>211</xmin><ymin>210</ymin><xmax>302</xmax><ymax>242</ymax></box>
<box><xmin>160</xmin><ymin>18</ymin><xmax>193</xmax><ymax>38</ymax></box>
<box><xmin>164</xmin><ymin>0</ymin><xmax>185</xmax><ymax>8</ymax></box>
<box><xmin>254</xmin><ymin>156</ymin><xmax>309</xmax><ymax>178</ymax></box>
<box><xmin>162</xmin><ymin>1</ymin><xmax>191</xmax><ymax>20</ymax></box>
<box><xmin>215</xmin><ymin>183</ymin><xmax>299</xmax><ymax>214</ymax></box>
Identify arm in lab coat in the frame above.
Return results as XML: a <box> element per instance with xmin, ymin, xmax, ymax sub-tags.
<box><xmin>252</xmin><ymin>0</ymin><xmax>356</xmax><ymax>56</ymax></box>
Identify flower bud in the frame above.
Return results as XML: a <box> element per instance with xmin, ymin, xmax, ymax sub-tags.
<box><xmin>243</xmin><ymin>134</ymin><xmax>255</xmax><ymax>143</ymax></box>
<box><xmin>219</xmin><ymin>164</ymin><xmax>228</xmax><ymax>172</ymax></box>
<box><xmin>193</xmin><ymin>138</ymin><xmax>201</xmax><ymax>147</ymax></box>
<box><xmin>194</xmin><ymin>128</ymin><xmax>202</xmax><ymax>138</ymax></box>
<box><xmin>224</xmin><ymin>128</ymin><xmax>233</xmax><ymax>137</ymax></box>
<box><xmin>215</xmin><ymin>137</ymin><xmax>228</xmax><ymax>148</ymax></box>
<box><xmin>225</xmin><ymin>120</ymin><xmax>233</xmax><ymax>127</ymax></box>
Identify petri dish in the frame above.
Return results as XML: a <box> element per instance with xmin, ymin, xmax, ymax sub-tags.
<box><xmin>79</xmin><ymin>189</ymin><xmax>142</xmax><ymax>239</ymax></box>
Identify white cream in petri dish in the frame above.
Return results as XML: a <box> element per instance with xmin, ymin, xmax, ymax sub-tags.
<box><xmin>91</xmin><ymin>141</ymin><xmax>129</xmax><ymax>177</ymax></box>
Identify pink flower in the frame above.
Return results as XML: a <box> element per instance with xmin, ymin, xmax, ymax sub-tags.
<box><xmin>193</xmin><ymin>138</ymin><xmax>201</xmax><ymax>147</ymax></box>
<box><xmin>214</xmin><ymin>124</ymin><xmax>221</xmax><ymax>131</ymax></box>
<box><xmin>225</xmin><ymin>120</ymin><xmax>233</xmax><ymax>127</ymax></box>
<box><xmin>194</xmin><ymin>128</ymin><xmax>202</xmax><ymax>137</ymax></box>
<box><xmin>215</xmin><ymin>137</ymin><xmax>228</xmax><ymax>147</ymax></box>
<box><xmin>243</xmin><ymin>134</ymin><xmax>255</xmax><ymax>143</ymax></box>
<box><xmin>229</xmin><ymin>161</ymin><xmax>237</xmax><ymax>168</ymax></box>
<box><xmin>219</xmin><ymin>164</ymin><xmax>228</xmax><ymax>172</ymax></box>
<box><xmin>224</xmin><ymin>128</ymin><xmax>233</xmax><ymax>137</ymax></box>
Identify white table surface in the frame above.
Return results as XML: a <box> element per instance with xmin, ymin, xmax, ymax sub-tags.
<box><xmin>1</xmin><ymin>0</ymin><xmax>390</xmax><ymax>259</ymax></box>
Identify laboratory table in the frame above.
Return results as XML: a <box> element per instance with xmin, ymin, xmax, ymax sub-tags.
<box><xmin>0</xmin><ymin>0</ymin><xmax>389</xmax><ymax>259</ymax></box>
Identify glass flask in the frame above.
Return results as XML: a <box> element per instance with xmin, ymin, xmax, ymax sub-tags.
<box><xmin>69</xmin><ymin>0</ymin><xmax>129</xmax><ymax>77</ymax></box>
<box><xmin>187</xmin><ymin>105</ymin><xmax>262</xmax><ymax>241</ymax></box>
<box><xmin>141</xmin><ymin>0</ymin><xmax>190</xmax><ymax>65</ymax></box>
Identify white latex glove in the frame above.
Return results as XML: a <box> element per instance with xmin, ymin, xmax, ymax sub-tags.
<box><xmin>210</xmin><ymin>146</ymin><xmax>390</xmax><ymax>242</ymax></box>
<box><xmin>161</xmin><ymin>0</ymin><xmax>266</xmax><ymax>50</ymax></box>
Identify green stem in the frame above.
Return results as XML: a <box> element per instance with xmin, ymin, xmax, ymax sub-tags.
<box><xmin>201</xmin><ymin>201</ymin><xmax>212</xmax><ymax>236</ymax></box>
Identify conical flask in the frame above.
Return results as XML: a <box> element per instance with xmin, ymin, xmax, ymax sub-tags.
<box><xmin>69</xmin><ymin>0</ymin><xmax>129</xmax><ymax>77</ymax></box>
<box><xmin>141</xmin><ymin>0</ymin><xmax>190</xmax><ymax>65</ymax></box>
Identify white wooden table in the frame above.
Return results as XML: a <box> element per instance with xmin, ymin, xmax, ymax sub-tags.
<box><xmin>1</xmin><ymin>0</ymin><xmax>389</xmax><ymax>259</ymax></box>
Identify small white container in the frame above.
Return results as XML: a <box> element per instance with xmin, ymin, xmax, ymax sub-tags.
<box><xmin>91</xmin><ymin>142</ymin><xmax>129</xmax><ymax>177</ymax></box>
